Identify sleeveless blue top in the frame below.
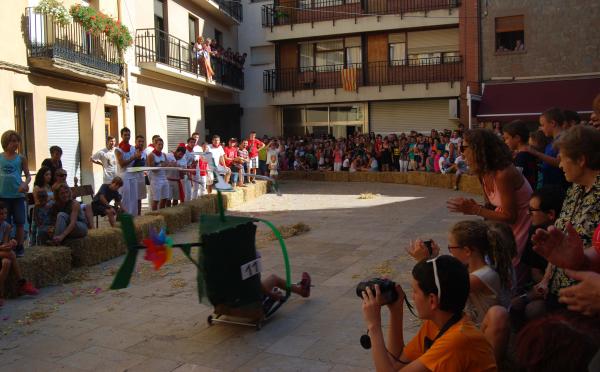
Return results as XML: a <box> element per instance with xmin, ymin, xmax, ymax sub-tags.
<box><xmin>0</xmin><ymin>154</ymin><xmax>24</xmax><ymax>198</ymax></box>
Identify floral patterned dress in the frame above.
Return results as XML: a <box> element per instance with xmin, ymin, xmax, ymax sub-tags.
<box><xmin>550</xmin><ymin>174</ymin><xmax>600</xmax><ymax>294</ymax></box>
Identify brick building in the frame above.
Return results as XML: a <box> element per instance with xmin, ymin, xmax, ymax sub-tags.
<box><xmin>476</xmin><ymin>0</ymin><xmax>600</xmax><ymax>123</ymax></box>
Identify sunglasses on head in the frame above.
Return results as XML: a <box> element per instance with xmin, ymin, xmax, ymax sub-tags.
<box><xmin>427</xmin><ymin>256</ymin><xmax>442</xmax><ymax>304</ymax></box>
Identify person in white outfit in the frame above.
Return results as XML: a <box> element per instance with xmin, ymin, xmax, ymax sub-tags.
<box><xmin>90</xmin><ymin>136</ymin><xmax>117</xmax><ymax>185</ymax></box>
<box><xmin>115</xmin><ymin>128</ymin><xmax>141</xmax><ymax>216</ymax></box>
<box><xmin>147</xmin><ymin>138</ymin><xmax>172</xmax><ymax>210</ymax></box>
<box><xmin>191</xmin><ymin>132</ymin><xmax>203</xmax><ymax>199</ymax></box>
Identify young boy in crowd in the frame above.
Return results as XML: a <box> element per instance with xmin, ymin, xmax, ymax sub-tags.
<box><xmin>0</xmin><ymin>202</ymin><xmax>38</xmax><ymax>306</ymax></box>
<box><xmin>267</xmin><ymin>141</ymin><xmax>280</xmax><ymax>179</ymax></box>
<box><xmin>91</xmin><ymin>176</ymin><xmax>124</xmax><ymax>227</ymax></box>
<box><xmin>165</xmin><ymin>145</ymin><xmax>188</xmax><ymax>207</ymax></box>
<box><xmin>502</xmin><ymin>120</ymin><xmax>538</xmax><ymax>189</ymax></box>
<box><xmin>237</xmin><ymin>140</ymin><xmax>250</xmax><ymax>186</ymax></box>
<box><xmin>198</xmin><ymin>142</ymin><xmax>209</xmax><ymax>195</ymax></box>
<box><xmin>31</xmin><ymin>189</ymin><xmax>54</xmax><ymax>245</ymax></box>
<box><xmin>511</xmin><ymin>186</ymin><xmax>565</xmax><ymax>325</ymax></box>
<box><xmin>147</xmin><ymin>138</ymin><xmax>171</xmax><ymax>210</ymax></box>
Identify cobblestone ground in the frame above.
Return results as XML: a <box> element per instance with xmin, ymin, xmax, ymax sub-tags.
<box><xmin>0</xmin><ymin>181</ymin><xmax>479</xmax><ymax>371</ymax></box>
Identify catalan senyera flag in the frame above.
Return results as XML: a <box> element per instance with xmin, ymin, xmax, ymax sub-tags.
<box><xmin>341</xmin><ymin>67</ymin><xmax>357</xmax><ymax>92</ymax></box>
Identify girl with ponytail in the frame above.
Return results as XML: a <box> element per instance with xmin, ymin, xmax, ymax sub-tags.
<box><xmin>409</xmin><ymin>219</ymin><xmax>515</xmax><ymax>363</ymax></box>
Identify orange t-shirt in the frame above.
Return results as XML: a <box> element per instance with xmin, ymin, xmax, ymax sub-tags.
<box><xmin>403</xmin><ymin>316</ymin><xmax>497</xmax><ymax>372</ymax></box>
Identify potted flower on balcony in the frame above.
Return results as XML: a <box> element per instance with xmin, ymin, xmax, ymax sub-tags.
<box><xmin>70</xmin><ymin>4</ymin><xmax>133</xmax><ymax>52</ymax></box>
<box><xmin>274</xmin><ymin>7</ymin><xmax>290</xmax><ymax>25</ymax></box>
<box><xmin>34</xmin><ymin>0</ymin><xmax>72</xmax><ymax>26</ymax></box>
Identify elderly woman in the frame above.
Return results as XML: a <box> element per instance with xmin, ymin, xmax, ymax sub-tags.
<box><xmin>447</xmin><ymin>128</ymin><xmax>532</xmax><ymax>289</ymax></box>
<box><xmin>50</xmin><ymin>183</ymin><xmax>88</xmax><ymax>244</ymax></box>
<box><xmin>536</xmin><ymin>125</ymin><xmax>600</xmax><ymax>310</ymax></box>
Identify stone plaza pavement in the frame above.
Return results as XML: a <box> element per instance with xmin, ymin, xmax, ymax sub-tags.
<box><xmin>0</xmin><ymin>181</ymin><xmax>479</xmax><ymax>371</ymax></box>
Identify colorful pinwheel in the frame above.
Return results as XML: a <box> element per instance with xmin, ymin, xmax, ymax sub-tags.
<box><xmin>143</xmin><ymin>227</ymin><xmax>173</xmax><ymax>270</ymax></box>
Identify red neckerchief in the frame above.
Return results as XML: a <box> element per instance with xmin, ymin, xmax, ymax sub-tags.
<box><xmin>186</xmin><ymin>145</ymin><xmax>194</xmax><ymax>152</ymax></box>
<box><xmin>135</xmin><ymin>145</ymin><xmax>144</xmax><ymax>151</ymax></box>
<box><xmin>119</xmin><ymin>141</ymin><xmax>131</xmax><ymax>152</ymax></box>
<box><xmin>152</xmin><ymin>149</ymin><xmax>162</xmax><ymax>157</ymax></box>
<box><xmin>149</xmin><ymin>144</ymin><xmax>155</xmax><ymax>148</ymax></box>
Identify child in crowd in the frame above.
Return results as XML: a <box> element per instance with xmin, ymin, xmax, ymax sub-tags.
<box><xmin>198</xmin><ymin>142</ymin><xmax>209</xmax><ymax>195</ymax></box>
<box><xmin>528</xmin><ymin>130</ymin><xmax>549</xmax><ymax>190</ymax></box>
<box><xmin>91</xmin><ymin>177</ymin><xmax>124</xmax><ymax>227</ymax></box>
<box><xmin>267</xmin><ymin>141</ymin><xmax>280</xmax><ymax>178</ymax></box>
<box><xmin>31</xmin><ymin>189</ymin><xmax>54</xmax><ymax>245</ymax></box>
<box><xmin>237</xmin><ymin>140</ymin><xmax>250</xmax><ymax>185</ymax></box>
<box><xmin>409</xmin><ymin>220</ymin><xmax>515</xmax><ymax>362</ymax></box>
<box><xmin>502</xmin><ymin>120</ymin><xmax>538</xmax><ymax>189</ymax></box>
<box><xmin>510</xmin><ymin>186</ymin><xmax>565</xmax><ymax>324</ymax></box>
<box><xmin>451</xmin><ymin>152</ymin><xmax>469</xmax><ymax>190</ymax></box>
<box><xmin>341</xmin><ymin>154</ymin><xmax>350</xmax><ymax>171</ymax></box>
<box><xmin>0</xmin><ymin>201</ymin><xmax>38</xmax><ymax>306</ymax></box>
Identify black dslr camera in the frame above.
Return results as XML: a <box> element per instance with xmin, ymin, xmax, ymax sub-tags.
<box><xmin>356</xmin><ymin>278</ymin><xmax>399</xmax><ymax>305</ymax></box>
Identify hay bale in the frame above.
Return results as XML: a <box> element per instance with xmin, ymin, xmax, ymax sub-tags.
<box><xmin>187</xmin><ymin>197</ymin><xmax>217</xmax><ymax>222</ymax></box>
<box><xmin>407</xmin><ymin>172</ymin><xmax>427</xmax><ymax>186</ymax></box>
<box><xmin>391</xmin><ymin>172</ymin><xmax>408</xmax><ymax>184</ymax></box>
<box><xmin>147</xmin><ymin>204</ymin><xmax>192</xmax><ymax>233</ymax></box>
<box><xmin>133</xmin><ymin>215</ymin><xmax>166</xmax><ymax>241</ymax></box>
<box><xmin>426</xmin><ymin>173</ymin><xmax>454</xmax><ymax>189</ymax></box>
<box><xmin>459</xmin><ymin>175</ymin><xmax>483</xmax><ymax>195</ymax></box>
<box><xmin>4</xmin><ymin>246</ymin><xmax>72</xmax><ymax>296</ymax></box>
<box><xmin>325</xmin><ymin>172</ymin><xmax>348</xmax><ymax>182</ymax></box>
<box><xmin>348</xmin><ymin>172</ymin><xmax>368</xmax><ymax>182</ymax></box>
<box><xmin>254</xmin><ymin>180</ymin><xmax>268</xmax><ymax>196</ymax></box>
<box><xmin>65</xmin><ymin>228</ymin><xmax>127</xmax><ymax>267</ymax></box>
<box><xmin>227</xmin><ymin>188</ymin><xmax>246</xmax><ymax>208</ymax></box>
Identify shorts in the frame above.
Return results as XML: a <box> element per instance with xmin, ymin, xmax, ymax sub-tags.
<box><xmin>91</xmin><ymin>201</ymin><xmax>114</xmax><ymax>216</ymax></box>
<box><xmin>169</xmin><ymin>180</ymin><xmax>181</xmax><ymax>200</ymax></box>
<box><xmin>151</xmin><ymin>180</ymin><xmax>171</xmax><ymax>201</ymax></box>
<box><xmin>0</xmin><ymin>197</ymin><xmax>26</xmax><ymax>225</ymax></box>
<box><xmin>137</xmin><ymin>173</ymin><xmax>147</xmax><ymax>199</ymax></box>
<box><xmin>249</xmin><ymin>156</ymin><xmax>259</xmax><ymax>169</ymax></box>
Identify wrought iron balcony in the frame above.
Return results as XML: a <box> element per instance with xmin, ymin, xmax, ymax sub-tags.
<box><xmin>263</xmin><ymin>56</ymin><xmax>462</xmax><ymax>93</ymax></box>
<box><xmin>213</xmin><ymin>0</ymin><xmax>243</xmax><ymax>23</ymax></box>
<box><xmin>135</xmin><ymin>28</ymin><xmax>244</xmax><ymax>90</ymax></box>
<box><xmin>25</xmin><ymin>7</ymin><xmax>123</xmax><ymax>80</ymax></box>
<box><xmin>262</xmin><ymin>0</ymin><xmax>459</xmax><ymax>27</ymax></box>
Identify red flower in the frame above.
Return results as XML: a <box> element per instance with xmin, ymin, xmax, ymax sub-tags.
<box><xmin>91</xmin><ymin>15</ymin><xmax>96</xmax><ymax>20</ymax></box>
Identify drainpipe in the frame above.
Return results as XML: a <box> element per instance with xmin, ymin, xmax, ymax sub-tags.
<box><xmin>467</xmin><ymin>85</ymin><xmax>472</xmax><ymax>129</ymax></box>
<box><xmin>117</xmin><ymin>0</ymin><xmax>128</xmax><ymax>129</ymax></box>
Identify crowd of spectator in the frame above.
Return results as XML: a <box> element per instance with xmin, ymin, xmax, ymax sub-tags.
<box><xmin>1</xmin><ymin>92</ymin><xmax>600</xmax><ymax>370</ymax></box>
<box><xmin>360</xmin><ymin>96</ymin><xmax>600</xmax><ymax>371</ymax></box>
<box><xmin>192</xmin><ymin>36</ymin><xmax>246</xmax><ymax>83</ymax></box>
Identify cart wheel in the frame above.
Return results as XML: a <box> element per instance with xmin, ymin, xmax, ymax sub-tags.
<box><xmin>207</xmin><ymin>315</ymin><xmax>213</xmax><ymax>326</ymax></box>
<box><xmin>255</xmin><ymin>321</ymin><xmax>262</xmax><ymax>331</ymax></box>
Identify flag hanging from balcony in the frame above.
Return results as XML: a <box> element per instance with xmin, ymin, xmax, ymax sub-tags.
<box><xmin>341</xmin><ymin>68</ymin><xmax>357</xmax><ymax>92</ymax></box>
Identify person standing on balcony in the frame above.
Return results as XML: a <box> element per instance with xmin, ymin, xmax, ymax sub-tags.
<box><xmin>193</xmin><ymin>36</ymin><xmax>203</xmax><ymax>74</ymax></box>
<box><xmin>202</xmin><ymin>38</ymin><xmax>215</xmax><ymax>83</ymax></box>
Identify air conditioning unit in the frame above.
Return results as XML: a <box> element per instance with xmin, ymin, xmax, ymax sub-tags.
<box><xmin>449</xmin><ymin>98</ymin><xmax>459</xmax><ymax>119</ymax></box>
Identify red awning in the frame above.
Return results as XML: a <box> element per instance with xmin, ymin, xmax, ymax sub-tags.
<box><xmin>477</xmin><ymin>77</ymin><xmax>600</xmax><ymax>121</ymax></box>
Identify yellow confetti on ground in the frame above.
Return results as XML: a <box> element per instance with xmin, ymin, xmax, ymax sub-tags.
<box><xmin>169</xmin><ymin>278</ymin><xmax>187</xmax><ymax>289</ymax></box>
<box><xmin>358</xmin><ymin>192</ymin><xmax>379</xmax><ymax>199</ymax></box>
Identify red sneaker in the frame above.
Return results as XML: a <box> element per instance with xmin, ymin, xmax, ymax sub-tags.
<box><xmin>298</xmin><ymin>272</ymin><xmax>311</xmax><ymax>298</ymax></box>
<box><xmin>19</xmin><ymin>281</ymin><xmax>39</xmax><ymax>296</ymax></box>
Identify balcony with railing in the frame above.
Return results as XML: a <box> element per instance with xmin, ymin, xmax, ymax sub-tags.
<box><xmin>135</xmin><ymin>28</ymin><xmax>244</xmax><ymax>91</ymax></box>
<box><xmin>262</xmin><ymin>0</ymin><xmax>459</xmax><ymax>27</ymax></box>
<box><xmin>25</xmin><ymin>7</ymin><xmax>123</xmax><ymax>83</ymax></box>
<box><xmin>190</xmin><ymin>0</ymin><xmax>242</xmax><ymax>24</ymax></box>
<box><xmin>263</xmin><ymin>56</ymin><xmax>462</xmax><ymax>93</ymax></box>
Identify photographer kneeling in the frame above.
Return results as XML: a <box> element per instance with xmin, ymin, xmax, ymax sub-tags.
<box><xmin>361</xmin><ymin>255</ymin><xmax>497</xmax><ymax>371</ymax></box>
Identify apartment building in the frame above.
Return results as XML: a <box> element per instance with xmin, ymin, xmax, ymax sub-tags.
<box><xmin>240</xmin><ymin>0</ymin><xmax>480</xmax><ymax>137</ymax></box>
<box><xmin>1</xmin><ymin>0</ymin><xmax>243</xmax><ymax>188</ymax></box>
<box><xmin>476</xmin><ymin>0</ymin><xmax>600</xmax><ymax>123</ymax></box>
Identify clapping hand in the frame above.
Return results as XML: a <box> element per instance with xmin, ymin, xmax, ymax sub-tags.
<box><xmin>447</xmin><ymin>197</ymin><xmax>480</xmax><ymax>215</ymax></box>
<box><xmin>406</xmin><ymin>239</ymin><xmax>439</xmax><ymax>260</ymax></box>
<box><xmin>559</xmin><ymin>270</ymin><xmax>600</xmax><ymax>316</ymax></box>
<box><xmin>532</xmin><ymin>223</ymin><xmax>586</xmax><ymax>270</ymax></box>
